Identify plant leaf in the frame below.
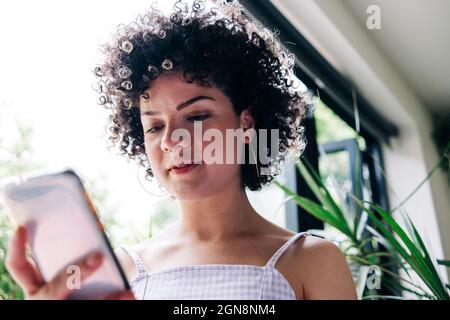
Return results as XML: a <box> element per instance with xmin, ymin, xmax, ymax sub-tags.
<box><xmin>437</xmin><ymin>260</ymin><xmax>450</xmax><ymax>267</ymax></box>
<box><xmin>275</xmin><ymin>181</ymin><xmax>345</xmax><ymax>230</ymax></box>
<box><xmin>296</xmin><ymin>160</ymin><xmax>353</xmax><ymax>239</ymax></box>
<box><xmin>368</xmin><ymin>202</ymin><xmax>448</xmax><ymax>299</ymax></box>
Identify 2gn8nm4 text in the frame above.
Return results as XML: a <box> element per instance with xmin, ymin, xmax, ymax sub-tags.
<box><xmin>217</xmin><ymin>304</ymin><xmax>276</xmax><ymax>315</ymax></box>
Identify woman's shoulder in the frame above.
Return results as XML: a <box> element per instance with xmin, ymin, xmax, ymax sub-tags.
<box><xmin>291</xmin><ymin>235</ymin><xmax>357</xmax><ymax>299</ymax></box>
<box><xmin>292</xmin><ymin>235</ymin><xmax>348</xmax><ymax>270</ymax></box>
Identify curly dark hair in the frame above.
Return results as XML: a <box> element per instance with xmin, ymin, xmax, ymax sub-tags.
<box><xmin>93</xmin><ymin>0</ymin><xmax>311</xmax><ymax>191</ymax></box>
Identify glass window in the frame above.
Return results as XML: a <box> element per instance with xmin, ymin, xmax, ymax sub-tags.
<box><xmin>315</xmin><ymin>98</ymin><xmax>375</xmax><ymax>239</ymax></box>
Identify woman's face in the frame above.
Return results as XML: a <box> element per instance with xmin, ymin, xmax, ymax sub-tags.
<box><xmin>139</xmin><ymin>72</ymin><xmax>252</xmax><ymax>200</ymax></box>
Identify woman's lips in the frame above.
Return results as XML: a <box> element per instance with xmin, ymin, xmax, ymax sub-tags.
<box><xmin>169</xmin><ymin>163</ymin><xmax>201</xmax><ymax>175</ymax></box>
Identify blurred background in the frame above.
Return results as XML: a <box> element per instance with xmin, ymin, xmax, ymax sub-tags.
<box><xmin>1</xmin><ymin>0</ymin><xmax>449</xmax><ymax>299</ymax></box>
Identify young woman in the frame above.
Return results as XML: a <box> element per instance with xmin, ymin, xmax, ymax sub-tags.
<box><xmin>6</xmin><ymin>0</ymin><xmax>357</xmax><ymax>300</ymax></box>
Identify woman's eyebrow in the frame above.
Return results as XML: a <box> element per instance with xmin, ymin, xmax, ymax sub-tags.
<box><xmin>141</xmin><ymin>95</ymin><xmax>215</xmax><ymax>116</ymax></box>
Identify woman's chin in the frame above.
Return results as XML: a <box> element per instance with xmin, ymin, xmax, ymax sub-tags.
<box><xmin>163</xmin><ymin>165</ymin><xmax>239</xmax><ymax>201</ymax></box>
<box><xmin>171</xmin><ymin>185</ymin><xmax>214</xmax><ymax>201</ymax></box>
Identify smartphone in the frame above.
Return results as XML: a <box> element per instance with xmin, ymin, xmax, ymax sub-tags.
<box><xmin>0</xmin><ymin>168</ymin><xmax>130</xmax><ymax>299</ymax></box>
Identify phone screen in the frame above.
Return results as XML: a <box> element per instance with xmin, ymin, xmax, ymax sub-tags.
<box><xmin>1</xmin><ymin>169</ymin><xmax>130</xmax><ymax>299</ymax></box>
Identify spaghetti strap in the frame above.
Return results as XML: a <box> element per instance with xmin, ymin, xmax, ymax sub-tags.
<box><xmin>265</xmin><ymin>231</ymin><xmax>310</xmax><ymax>268</ymax></box>
<box><xmin>119</xmin><ymin>245</ymin><xmax>147</xmax><ymax>275</ymax></box>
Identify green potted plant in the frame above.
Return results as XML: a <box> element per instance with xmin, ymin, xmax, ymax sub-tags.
<box><xmin>275</xmin><ymin>142</ymin><xmax>450</xmax><ymax>300</ymax></box>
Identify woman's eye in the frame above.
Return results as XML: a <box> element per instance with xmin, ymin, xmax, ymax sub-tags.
<box><xmin>146</xmin><ymin>125</ymin><xmax>163</xmax><ymax>134</ymax></box>
<box><xmin>187</xmin><ymin>114</ymin><xmax>211</xmax><ymax>122</ymax></box>
<box><xmin>145</xmin><ymin>115</ymin><xmax>210</xmax><ymax>134</ymax></box>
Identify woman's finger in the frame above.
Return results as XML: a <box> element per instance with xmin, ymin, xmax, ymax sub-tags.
<box><xmin>39</xmin><ymin>251</ymin><xmax>104</xmax><ymax>299</ymax></box>
<box><xmin>5</xmin><ymin>226</ymin><xmax>45</xmax><ymax>295</ymax></box>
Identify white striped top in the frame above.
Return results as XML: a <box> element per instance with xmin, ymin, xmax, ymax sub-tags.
<box><xmin>119</xmin><ymin>231</ymin><xmax>310</xmax><ymax>300</ymax></box>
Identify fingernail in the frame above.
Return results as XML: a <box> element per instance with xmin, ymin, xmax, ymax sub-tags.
<box><xmin>85</xmin><ymin>252</ymin><xmax>103</xmax><ymax>269</ymax></box>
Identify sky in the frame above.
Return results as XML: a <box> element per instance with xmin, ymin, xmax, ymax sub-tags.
<box><xmin>0</xmin><ymin>0</ymin><xmax>287</xmax><ymax>244</ymax></box>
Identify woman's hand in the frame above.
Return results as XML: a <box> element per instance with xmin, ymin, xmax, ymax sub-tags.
<box><xmin>5</xmin><ymin>225</ymin><xmax>134</xmax><ymax>300</ymax></box>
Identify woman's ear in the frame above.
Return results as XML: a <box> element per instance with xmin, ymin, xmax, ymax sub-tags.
<box><xmin>239</xmin><ymin>108</ymin><xmax>255</xmax><ymax>130</ymax></box>
<box><xmin>239</xmin><ymin>108</ymin><xmax>256</xmax><ymax>144</ymax></box>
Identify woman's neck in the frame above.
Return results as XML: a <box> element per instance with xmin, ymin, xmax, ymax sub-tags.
<box><xmin>173</xmin><ymin>182</ymin><xmax>266</xmax><ymax>243</ymax></box>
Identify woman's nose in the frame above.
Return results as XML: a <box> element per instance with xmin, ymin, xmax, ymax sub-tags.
<box><xmin>160</xmin><ymin>124</ymin><xmax>191</xmax><ymax>153</ymax></box>
<box><xmin>160</xmin><ymin>126</ymin><xmax>177</xmax><ymax>153</ymax></box>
